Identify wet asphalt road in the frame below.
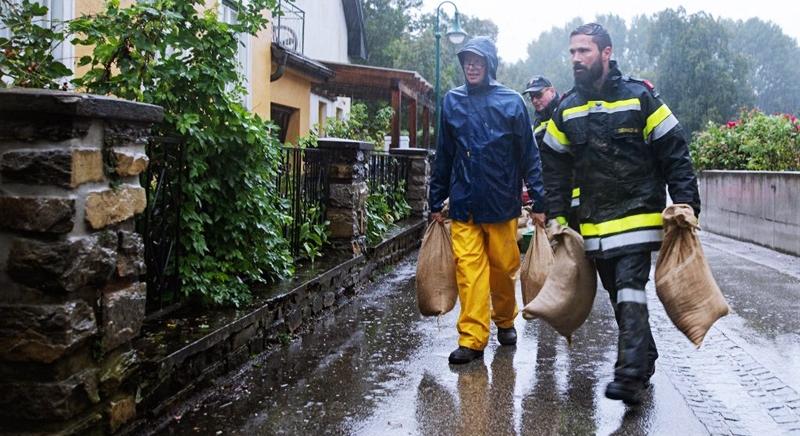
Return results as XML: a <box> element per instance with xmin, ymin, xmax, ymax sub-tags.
<box><xmin>160</xmin><ymin>232</ymin><xmax>800</xmax><ymax>435</ymax></box>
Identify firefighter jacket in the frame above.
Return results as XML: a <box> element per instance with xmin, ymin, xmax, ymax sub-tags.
<box><xmin>543</xmin><ymin>61</ymin><xmax>700</xmax><ymax>258</ymax></box>
<box><xmin>429</xmin><ymin>37</ymin><xmax>546</xmax><ymax>223</ymax></box>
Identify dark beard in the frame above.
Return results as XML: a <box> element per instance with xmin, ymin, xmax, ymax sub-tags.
<box><xmin>573</xmin><ymin>60</ymin><xmax>603</xmax><ymax>87</ymax></box>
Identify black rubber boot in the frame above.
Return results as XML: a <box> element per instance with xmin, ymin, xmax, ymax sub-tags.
<box><xmin>605</xmin><ymin>376</ymin><xmax>648</xmax><ymax>405</ymax></box>
<box><xmin>605</xmin><ymin>302</ymin><xmax>653</xmax><ymax>404</ymax></box>
<box><xmin>449</xmin><ymin>346</ymin><xmax>484</xmax><ymax>364</ymax></box>
<box><xmin>611</xmin><ymin>303</ymin><xmax>658</xmax><ymax>385</ymax></box>
<box><xmin>497</xmin><ymin>326</ymin><xmax>517</xmax><ymax>346</ymax></box>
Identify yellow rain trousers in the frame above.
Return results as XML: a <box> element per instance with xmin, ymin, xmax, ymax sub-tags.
<box><xmin>451</xmin><ymin>217</ymin><xmax>520</xmax><ymax>350</ymax></box>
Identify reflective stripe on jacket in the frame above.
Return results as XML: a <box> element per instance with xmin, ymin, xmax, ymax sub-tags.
<box><xmin>535</xmin><ymin>94</ymin><xmax>580</xmax><ymax>225</ymax></box>
<box><xmin>543</xmin><ymin>62</ymin><xmax>700</xmax><ymax>258</ymax></box>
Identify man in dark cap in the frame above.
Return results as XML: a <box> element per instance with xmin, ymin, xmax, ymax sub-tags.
<box><xmin>522</xmin><ymin>76</ymin><xmax>579</xmax><ymax>230</ymax></box>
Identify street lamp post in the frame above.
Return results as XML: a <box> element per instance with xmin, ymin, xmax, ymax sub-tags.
<box><xmin>434</xmin><ymin>1</ymin><xmax>466</xmax><ymax>145</ymax></box>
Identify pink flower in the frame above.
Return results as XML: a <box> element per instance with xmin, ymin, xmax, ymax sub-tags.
<box><xmin>726</xmin><ymin>121</ymin><xmax>739</xmax><ymax>128</ymax></box>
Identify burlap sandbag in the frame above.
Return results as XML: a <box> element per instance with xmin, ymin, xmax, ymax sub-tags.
<box><xmin>522</xmin><ymin>223</ymin><xmax>596</xmax><ymax>343</ymax></box>
<box><xmin>520</xmin><ymin>223</ymin><xmax>554</xmax><ymax>306</ymax></box>
<box><xmin>655</xmin><ymin>204</ymin><xmax>729</xmax><ymax>346</ymax></box>
<box><xmin>416</xmin><ymin>221</ymin><xmax>458</xmax><ymax>316</ymax></box>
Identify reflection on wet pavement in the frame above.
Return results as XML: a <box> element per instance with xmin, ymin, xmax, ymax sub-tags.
<box><xmin>161</xmin><ymin>233</ymin><xmax>800</xmax><ymax>435</ymax></box>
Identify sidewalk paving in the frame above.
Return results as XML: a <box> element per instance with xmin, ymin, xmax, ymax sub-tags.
<box><xmin>156</xmin><ymin>232</ymin><xmax>800</xmax><ymax>435</ymax></box>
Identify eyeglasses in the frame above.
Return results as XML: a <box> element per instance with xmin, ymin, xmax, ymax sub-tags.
<box><xmin>464</xmin><ymin>61</ymin><xmax>486</xmax><ymax>70</ymax></box>
<box><xmin>530</xmin><ymin>91</ymin><xmax>544</xmax><ymax>99</ymax></box>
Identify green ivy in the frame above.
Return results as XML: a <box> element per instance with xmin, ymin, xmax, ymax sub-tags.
<box><xmin>298</xmin><ymin>205</ymin><xmax>329</xmax><ymax>264</ymax></box>
<box><xmin>0</xmin><ymin>0</ymin><xmax>72</xmax><ymax>88</ymax></box>
<box><xmin>69</xmin><ymin>0</ymin><xmax>292</xmax><ymax>306</ymax></box>
<box><xmin>691</xmin><ymin>110</ymin><xmax>800</xmax><ymax>171</ymax></box>
<box><xmin>366</xmin><ymin>182</ymin><xmax>411</xmax><ymax>246</ymax></box>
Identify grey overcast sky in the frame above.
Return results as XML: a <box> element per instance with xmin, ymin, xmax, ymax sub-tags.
<box><xmin>422</xmin><ymin>0</ymin><xmax>800</xmax><ymax>62</ymax></box>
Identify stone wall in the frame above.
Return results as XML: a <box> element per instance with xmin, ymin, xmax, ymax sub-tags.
<box><xmin>698</xmin><ymin>171</ymin><xmax>800</xmax><ymax>256</ymax></box>
<box><xmin>126</xmin><ymin>219</ymin><xmax>426</xmax><ymax>434</ymax></box>
<box><xmin>0</xmin><ymin>89</ymin><xmax>163</xmax><ymax>434</ymax></box>
<box><xmin>390</xmin><ymin>147</ymin><xmax>431</xmax><ymax>219</ymax></box>
<box><xmin>317</xmin><ymin>138</ymin><xmax>371</xmax><ymax>255</ymax></box>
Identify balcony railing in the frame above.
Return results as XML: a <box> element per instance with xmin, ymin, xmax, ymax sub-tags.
<box><xmin>273</xmin><ymin>0</ymin><xmax>305</xmax><ymax>54</ymax></box>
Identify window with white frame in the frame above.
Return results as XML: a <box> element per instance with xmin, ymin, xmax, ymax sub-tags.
<box><xmin>219</xmin><ymin>0</ymin><xmax>252</xmax><ymax>109</ymax></box>
<box><xmin>1</xmin><ymin>0</ymin><xmax>74</xmax><ymax>63</ymax></box>
<box><xmin>1</xmin><ymin>0</ymin><xmax>74</xmax><ymax>85</ymax></box>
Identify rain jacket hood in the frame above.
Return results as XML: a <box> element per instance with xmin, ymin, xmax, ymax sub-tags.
<box><xmin>457</xmin><ymin>36</ymin><xmax>499</xmax><ymax>91</ymax></box>
<box><xmin>429</xmin><ymin>37</ymin><xmax>547</xmax><ymax>223</ymax></box>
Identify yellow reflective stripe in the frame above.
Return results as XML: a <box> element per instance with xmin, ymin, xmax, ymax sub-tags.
<box><xmin>555</xmin><ymin>216</ymin><xmax>568</xmax><ymax>226</ymax></box>
<box><xmin>571</xmin><ymin>187</ymin><xmax>580</xmax><ymax>198</ymax></box>
<box><xmin>563</xmin><ymin>104</ymin><xmax>589</xmax><ymax>118</ymax></box>
<box><xmin>597</xmin><ymin>98</ymin><xmax>640</xmax><ymax>109</ymax></box>
<box><xmin>563</xmin><ymin>98</ymin><xmax>641</xmax><ymax>119</ymax></box>
<box><xmin>545</xmin><ymin>121</ymin><xmax>569</xmax><ymax>146</ymax></box>
<box><xmin>644</xmin><ymin>104</ymin><xmax>672</xmax><ymax>139</ymax></box>
<box><xmin>580</xmin><ymin>212</ymin><xmax>663</xmax><ymax>237</ymax></box>
<box><xmin>534</xmin><ymin>121</ymin><xmax>548</xmax><ymax>134</ymax></box>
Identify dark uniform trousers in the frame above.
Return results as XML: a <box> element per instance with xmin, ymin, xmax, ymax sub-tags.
<box><xmin>594</xmin><ymin>252</ymin><xmax>659</xmax><ymax>382</ymax></box>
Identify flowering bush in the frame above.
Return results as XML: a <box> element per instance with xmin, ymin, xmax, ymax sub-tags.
<box><xmin>690</xmin><ymin>110</ymin><xmax>800</xmax><ymax>171</ymax></box>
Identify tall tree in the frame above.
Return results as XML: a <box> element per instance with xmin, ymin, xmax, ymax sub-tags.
<box><xmin>497</xmin><ymin>18</ymin><xmax>581</xmax><ymax>96</ymax></box>
<box><xmin>726</xmin><ymin>18</ymin><xmax>800</xmax><ymax>115</ymax></box>
<box><xmin>647</xmin><ymin>8</ymin><xmax>752</xmax><ymax>133</ymax></box>
<box><xmin>359</xmin><ymin>0</ymin><xmax>422</xmax><ymax>67</ymax></box>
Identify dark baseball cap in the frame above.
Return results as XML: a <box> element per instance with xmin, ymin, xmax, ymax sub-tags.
<box><xmin>523</xmin><ymin>75</ymin><xmax>552</xmax><ymax>95</ymax></box>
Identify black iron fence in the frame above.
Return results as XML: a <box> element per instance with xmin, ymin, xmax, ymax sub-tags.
<box><xmin>276</xmin><ymin>146</ymin><xmax>331</xmax><ymax>258</ymax></box>
<box><xmin>369</xmin><ymin>152</ymin><xmax>412</xmax><ymax>209</ymax></box>
<box><xmin>139</xmin><ymin>135</ymin><xmax>184</xmax><ymax>316</ymax></box>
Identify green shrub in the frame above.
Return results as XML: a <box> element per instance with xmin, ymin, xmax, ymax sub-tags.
<box><xmin>690</xmin><ymin>110</ymin><xmax>800</xmax><ymax>171</ymax></box>
<box><xmin>365</xmin><ymin>181</ymin><xmax>412</xmax><ymax>246</ymax></box>
<box><xmin>70</xmin><ymin>0</ymin><xmax>292</xmax><ymax>306</ymax></box>
<box><xmin>324</xmin><ymin>103</ymin><xmax>393</xmax><ymax>150</ymax></box>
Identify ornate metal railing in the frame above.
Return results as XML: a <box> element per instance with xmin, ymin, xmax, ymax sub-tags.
<box><xmin>369</xmin><ymin>152</ymin><xmax>412</xmax><ymax>210</ymax></box>
<box><xmin>139</xmin><ymin>135</ymin><xmax>184</xmax><ymax>316</ymax></box>
<box><xmin>276</xmin><ymin>146</ymin><xmax>331</xmax><ymax>258</ymax></box>
<box><xmin>273</xmin><ymin>0</ymin><xmax>305</xmax><ymax>54</ymax></box>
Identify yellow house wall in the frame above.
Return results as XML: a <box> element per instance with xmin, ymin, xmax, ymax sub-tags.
<box><xmin>270</xmin><ymin>70</ymin><xmax>311</xmax><ymax>144</ymax></box>
<box><xmin>72</xmin><ymin>0</ymin><xmax>272</xmax><ymax>121</ymax></box>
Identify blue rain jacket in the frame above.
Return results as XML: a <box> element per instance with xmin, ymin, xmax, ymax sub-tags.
<box><xmin>429</xmin><ymin>37</ymin><xmax>546</xmax><ymax>223</ymax></box>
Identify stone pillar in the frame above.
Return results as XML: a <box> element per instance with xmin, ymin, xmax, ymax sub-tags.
<box><xmin>390</xmin><ymin>147</ymin><xmax>432</xmax><ymax>218</ymax></box>
<box><xmin>0</xmin><ymin>89</ymin><xmax>163</xmax><ymax>434</ymax></box>
<box><xmin>317</xmin><ymin>138</ymin><xmax>372</xmax><ymax>256</ymax></box>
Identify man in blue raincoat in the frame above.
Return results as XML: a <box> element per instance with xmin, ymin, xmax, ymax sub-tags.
<box><xmin>429</xmin><ymin>36</ymin><xmax>547</xmax><ymax>364</ymax></box>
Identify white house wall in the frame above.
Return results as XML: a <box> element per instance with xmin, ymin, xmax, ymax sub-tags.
<box><xmin>293</xmin><ymin>0</ymin><xmax>349</xmax><ymax>63</ymax></box>
<box><xmin>310</xmin><ymin>93</ymin><xmax>351</xmax><ymax>131</ymax></box>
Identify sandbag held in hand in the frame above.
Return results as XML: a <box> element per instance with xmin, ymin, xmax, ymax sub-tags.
<box><xmin>522</xmin><ymin>223</ymin><xmax>596</xmax><ymax>343</ymax></box>
<box><xmin>520</xmin><ymin>223</ymin><xmax>554</xmax><ymax>306</ymax></box>
<box><xmin>655</xmin><ymin>204</ymin><xmax>729</xmax><ymax>346</ymax></box>
<box><xmin>416</xmin><ymin>221</ymin><xmax>458</xmax><ymax>316</ymax></box>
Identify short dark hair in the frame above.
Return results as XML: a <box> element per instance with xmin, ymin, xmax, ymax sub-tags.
<box><xmin>570</xmin><ymin>23</ymin><xmax>612</xmax><ymax>51</ymax></box>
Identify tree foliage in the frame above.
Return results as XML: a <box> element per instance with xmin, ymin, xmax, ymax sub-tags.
<box><xmin>647</xmin><ymin>8</ymin><xmax>752</xmax><ymax>133</ymax></box>
<box><xmin>725</xmin><ymin>18</ymin><xmax>800</xmax><ymax>115</ymax></box>
<box><xmin>359</xmin><ymin>0</ymin><xmax>422</xmax><ymax>68</ymax></box>
<box><xmin>70</xmin><ymin>0</ymin><xmax>292</xmax><ymax>306</ymax></box>
<box><xmin>0</xmin><ymin>0</ymin><xmax>71</xmax><ymax>88</ymax></box>
<box><xmin>498</xmin><ymin>9</ymin><xmax>800</xmax><ymax>135</ymax></box>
